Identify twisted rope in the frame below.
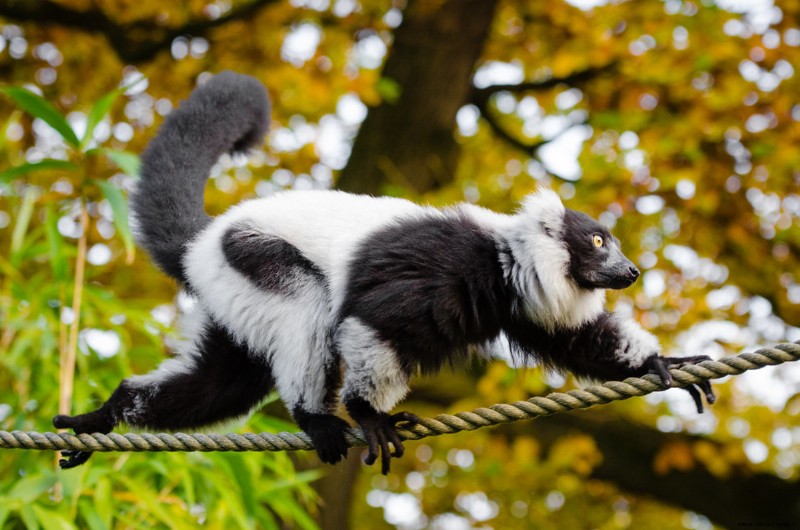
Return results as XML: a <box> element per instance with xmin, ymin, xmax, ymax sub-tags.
<box><xmin>2</xmin><ymin>341</ymin><xmax>798</xmax><ymax>454</ymax></box>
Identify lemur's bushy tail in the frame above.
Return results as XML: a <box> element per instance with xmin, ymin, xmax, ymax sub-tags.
<box><xmin>131</xmin><ymin>71</ymin><xmax>271</xmax><ymax>283</ymax></box>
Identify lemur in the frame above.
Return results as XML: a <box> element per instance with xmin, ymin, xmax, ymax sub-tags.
<box><xmin>54</xmin><ymin>71</ymin><xmax>714</xmax><ymax>474</ymax></box>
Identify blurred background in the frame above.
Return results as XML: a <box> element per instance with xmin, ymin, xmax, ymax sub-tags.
<box><xmin>0</xmin><ymin>0</ymin><xmax>799</xmax><ymax>528</ymax></box>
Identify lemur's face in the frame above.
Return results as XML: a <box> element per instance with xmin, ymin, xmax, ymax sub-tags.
<box><xmin>561</xmin><ymin>209</ymin><xmax>640</xmax><ymax>290</ymax></box>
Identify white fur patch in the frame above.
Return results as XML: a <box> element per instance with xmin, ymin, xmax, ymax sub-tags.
<box><xmin>497</xmin><ymin>189</ymin><xmax>605</xmax><ymax>331</ymax></box>
<box><xmin>337</xmin><ymin>317</ymin><xmax>409</xmax><ymax>412</ymax></box>
<box><xmin>611</xmin><ymin>313</ymin><xmax>661</xmax><ymax>368</ymax></box>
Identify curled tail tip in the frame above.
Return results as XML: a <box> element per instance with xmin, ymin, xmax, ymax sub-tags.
<box><xmin>193</xmin><ymin>70</ymin><xmax>272</xmax><ymax>151</ymax></box>
<box><xmin>132</xmin><ymin>70</ymin><xmax>271</xmax><ymax>283</ymax></box>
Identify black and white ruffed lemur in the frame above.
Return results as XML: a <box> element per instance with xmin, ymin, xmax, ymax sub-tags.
<box><xmin>54</xmin><ymin>71</ymin><xmax>715</xmax><ymax>474</ymax></box>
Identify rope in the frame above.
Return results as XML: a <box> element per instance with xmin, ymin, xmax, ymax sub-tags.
<box><xmin>1</xmin><ymin>341</ymin><xmax>798</xmax><ymax>454</ymax></box>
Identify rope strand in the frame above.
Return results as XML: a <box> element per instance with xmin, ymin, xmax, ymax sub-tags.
<box><xmin>2</xmin><ymin>341</ymin><xmax>798</xmax><ymax>454</ymax></box>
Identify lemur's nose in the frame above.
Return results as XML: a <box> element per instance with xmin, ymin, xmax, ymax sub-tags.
<box><xmin>628</xmin><ymin>266</ymin><xmax>640</xmax><ymax>279</ymax></box>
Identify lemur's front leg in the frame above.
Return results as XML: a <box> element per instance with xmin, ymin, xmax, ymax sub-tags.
<box><xmin>337</xmin><ymin>317</ymin><xmax>420</xmax><ymax>474</ymax></box>
<box><xmin>508</xmin><ymin>312</ymin><xmax>716</xmax><ymax>412</ymax></box>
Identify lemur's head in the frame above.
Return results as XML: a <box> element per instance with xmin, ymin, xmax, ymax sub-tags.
<box><xmin>516</xmin><ymin>189</ymin><xmax>639</xmax><ymax>291</ymax></box>
<box><xmin>560</xmin><ymin>208</ymin><xmax>640</xmax><ymax>290</ymax></box>
<box><xmin>506</xmin><ymin>189</ymin><xmax>639</xmax><ymax>329</ymax></box>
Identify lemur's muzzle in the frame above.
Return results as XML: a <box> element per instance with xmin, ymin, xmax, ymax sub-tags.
<box><xmin>604</xmin><ymin>257</ymin><xmax>640</xmax><ymax>289</ymax></box>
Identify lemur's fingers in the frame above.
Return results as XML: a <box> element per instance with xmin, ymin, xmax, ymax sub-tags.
<box><xmin>377</xmin><ymin>430</ymin><xmax>392</xmax><ymax>475</ymax></box>
<box><xmin>666</xmin><ymin>354</ymin><xmax>712</xmax><ymax>367</ymax></box>
<box><xmin>697</xmin><ymin>379</ymin><xmax>716</xmax><ymax>404</ymax></box>
<box><xmin>650</xmin><ymin>357</ymin><xmax>673</xmax><ymax>387</ymax></box>
<box><xmin>684</xmin><ymin>385</ymin><xmax>705</xmax><ymax>414</ymax></box>
<box><xmin>391</xmin><ymin>411</ymin><xmax>421</xmax><ymax>428</ymax></box>
<box><xmin>58</xmin><ymin>450</ymin><xmax>93</xmax><ymax>469</ymax></box>
<box><xmin>363</xmin><ymin>428</ymin><xmax>380</xmax><ymax>467</ymax></box>
<box><xmin>53</xmin><ymin>415</ymin><xmax>97</xmax><ymax>469</ymax></box>
<box><xmin>385</xmin><ymin>426</ymin><xmax>405</xmax><ymax>458</ymax></box>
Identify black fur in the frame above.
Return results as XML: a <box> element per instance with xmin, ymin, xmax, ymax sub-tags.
<box><xmin>562</xmin><ymin>209</ymin><xmax>639</xmax><ymax>289</ymax></box>
<box><xmin>131</xmin><ymin>71</ymin><xmax>270</xmax><ymax>283</ymax></box>
<box><xmin>340</xmin><ymin>213</ymin><xmax>513</xmax><ymax>375</ymax></box>
<box><xmin>291</xmin><ymin>406</ymin><xmax>351</xmax><ymax>465</ymax></box>
<box><xmin>506</xmin><ymin>311</ymin><xmax>643</xmax><ymax>381</ymax></box>
<box><xmin>222</xmin><ymin>222</ymin><xmax>325</xmax><ymax>293</ymax></box>
<box><xmin>54</xmin><ymin>321</ymin><xmax>274</xmax><ymax>468</ymax></box>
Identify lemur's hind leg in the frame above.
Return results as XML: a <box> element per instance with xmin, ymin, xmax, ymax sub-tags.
<box><xmin>218</xmin><ymin>225</ymin><xmax>352</xmax><ymax>465</ymax></box>
<box><xmin>54</xmin><ymin>322</ymin><xmax>274</xmax><ymax>469</ymax></box>
<box><xmin>269</xmin><ymin>325</ymin><xmax>351</xmax><ymax>466</ymax></box>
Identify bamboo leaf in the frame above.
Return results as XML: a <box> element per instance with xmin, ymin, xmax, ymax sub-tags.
<box><xmin>20</xmin><ymin>505</ymin><xmax>39</xmax><ymax>530</ymax></box>
<box><xmin>95</xmin><ymin>179</ymin><xmax>135</xmax><ymax>263</ymax></box>
<box><xmin>32</xmin><ymin>505</ymin><xmax>78</xmax><ymax>530</ymax></box>
<box><xmin>94</xmin><ymin>149</ymin><xmax>141</xmax><ymax>178</ymax></box>
<box><xmin>80</xmin><ymin>91</ymin><xmax>118</xmax><ymax>150</ymax></box>
<box><xmin>93</xmin><ymin>477</ymin><xmax>112</xmax><ymax>529</ymax></box>
<box><xmin>0</xmin><ymin>159</ymin><xmax>79</xmax><ymax>185</ymax></box>
<box><xmin>10</xmin><ymin>187</ymin><xmax>39</xmax><ymax>264</ymax></box>
<box><xmin>80</xmin><ymin>76</ymin><xmax>145</xmax><ymax>150</ymax></box>
<box><xmin>8</xmin><ymin>474</ymin><xmax>55</xmax><ymax>503</ymax></box>
<box><xmin>0</xmin><ymin>87</ymin><xmax>80</xmax><ymax>147</ymax></box>
<box><xmin>0</xmin><ymin>504</ymin><xmax>10</xmax><ymax>528</ymax></box>
<box><xmin>78</xmin><ymin>500</ymin><xmax>108</xmax><ymax>530</ymax></box>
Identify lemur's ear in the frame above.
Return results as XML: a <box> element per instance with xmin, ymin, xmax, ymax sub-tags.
<box><xmin>520</xmin><ymin>189</ymin><xmax>565</xmax><ymax>236</ymax></box>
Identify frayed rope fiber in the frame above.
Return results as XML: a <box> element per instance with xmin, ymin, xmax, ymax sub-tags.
<box><xmin>2</xmin><ymin>341</ymin><xmax>799</xmax><ymax>454</ymax></box>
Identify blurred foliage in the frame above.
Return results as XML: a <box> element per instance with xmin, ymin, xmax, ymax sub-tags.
<box><xmin>1</xmin><ymin>0</ymin><xmax>800</xmax><ymax>529</ymax></box>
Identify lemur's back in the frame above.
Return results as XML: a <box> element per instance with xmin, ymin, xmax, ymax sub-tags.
<box><xmin>185</xmin><ymin>189</ymin><xmax>436</xmax><ymax>312</ymax></box>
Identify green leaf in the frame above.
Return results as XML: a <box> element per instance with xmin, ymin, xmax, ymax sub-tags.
<box><xmin>95</xmin><ymin>179</ymin><xmax>135</xmax><ymax>263</ymax></box>
<box><xmin>0</xmin><ymin>86</ymin><xmax>80</xmax><ymax>147</ymax></box>
<box><xmin>32</xmin><ymin>505</ymin><xmax>78</xmax><ymax>530</ymax></box>
<box><xmin>276</xmin><ymin>498</ymin><xmax>318</xmax><ymax>530</ymax></box>
<box><xmin>8</xmin><ymin>473</ymin><xmax>55</xmax><ymax>503</ymax></box>
<box><xmin>0</xmin><ymin>504</ymin><xmax>10</xmax><ymax>528</ymax></box>
<box><xmin>10</xmin><ymin>187</ymin><xmax>39</xmax><ymax>264</ymax></box>
<box><xmin>78</xmin><ymin>500</ymin><xmax>108</xmax><ymax>530</ymax></box>
<box><xmin>81</xmin><ymin>76</ymin><xmax>145</xmax><ymax>150</ymax></box>
<box><xmin>20</xmin><ymin>505</ymin><xmax>39</xmax><ymax>530</ymax></box>
<box><xmin>93</xmin><ymin>477</ymin><xmax>112</xmax><ymax>528</ymax></box>
<box><xmin>0</xmin><ymin>159</ymin><xmax>79</xmax><ymax>185</ymax></box>
<box><xmin>81</xmin><ymin>91</ymin><xmax>119</xmax><ymax>150</ymax></box>
<box><xmin>92</xmin><ymin>148</ymin><xmax>141</xmax><ymax>178</ymax></box>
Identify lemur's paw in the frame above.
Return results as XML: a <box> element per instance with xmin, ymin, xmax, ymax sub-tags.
<box><xmin>358</xmin><ymin>411</ymin><xmax>420</xmax><ymax>475</ymax></box>
<box><xmin>645</xmin><ymin>355</ymin><xmax>715</xmax><ymax>413</ymax></box>
<box><xmin>58</xmin><ymin>450</ymin><xmax>93</xmax><ymax>469</ymax></box>
<box><xmin>303</xmin><ymin>414</ymin><xmax>352</xmax><ymax>465</ymax></box>
<box><xmin>53</xmin><ymin>412</ymin><xmax>114</xmax><ymax>469</ymax></box>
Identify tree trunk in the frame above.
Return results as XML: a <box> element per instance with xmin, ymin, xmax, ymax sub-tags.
<box><xmin>336</xmin><ymin>0</ymin><xmax>499</xmax><ymax>195</ymax></box>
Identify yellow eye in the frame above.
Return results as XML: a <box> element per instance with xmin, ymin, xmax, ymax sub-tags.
<box><xmin>593</xmin><ymin>235</ymin><xmax>604</xmax><ymax>247</ymax></box>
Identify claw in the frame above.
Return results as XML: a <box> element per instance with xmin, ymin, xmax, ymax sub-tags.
<box><xmin>647</xmin><ymin>355</ymin><xmax>716</xmax><ymax>414</ymax></box>
<box><xmin>391</xmin><ymin>411</ymin><xmax>421</xmax><ymax>429</ymax></box>
<box><xmin>697</xmin><ymin>379</ymin><xmax>716</xmax><ymax>404</ymax></box>
<box><xmin>684</xmin><ymin>385</ymin><xmax>704</xmax><ymax>414</ymax></box>
<box><xmin>652</xmin><ymin>358</ymin><xmax>673</xmax><ymax>387</ymax></box>
<box><xmin>357</xmin><ymin>410</ymin><xmax>416</xmax><ymax>475</ymax></box>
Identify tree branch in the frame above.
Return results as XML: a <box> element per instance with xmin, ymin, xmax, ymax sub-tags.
<box><xmin>470</xmin><ymin>63</ymin><xmax>615</xmax><ymax>158</ymax></box>
<box><xmin>0</xmin><ymin>0</ymin><xmax>280</xmax><ymax>63</ymax></box>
